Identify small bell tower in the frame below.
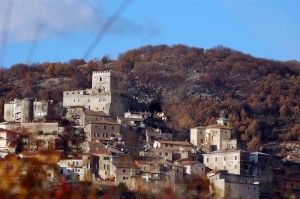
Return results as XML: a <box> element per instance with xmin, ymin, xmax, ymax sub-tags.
<box><xmin>217</xmin><ymin>110</ymin><xmax>230</xmax><ymax>126</ymax></box>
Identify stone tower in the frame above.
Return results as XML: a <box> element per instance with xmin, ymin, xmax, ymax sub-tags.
<box><xmin>92</xmin><ymin>71</ymin><xmax>116</xmax><ymax>93</ymax></box>
<box><xmin>217</xmin><ymin>110</ymin><xmax>230</xmax><ymax>127</ymax></box>
<box><xmin>63</xmin><ymin>70</ymin><xmax>128</xmax><ymax>117</ymax></box>
<box><xmin>21</xmin><ymin>98</ymin><xmax>34</xmax><ymax>123</ymax></box>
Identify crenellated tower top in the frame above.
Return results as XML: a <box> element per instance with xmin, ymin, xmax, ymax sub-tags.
<box><xmin>91</xmin><ymin>70</ymin><xmax>114</xmax><ymax>93</ymax></box>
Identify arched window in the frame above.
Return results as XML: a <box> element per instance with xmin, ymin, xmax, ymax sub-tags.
<box><xmin>100</xmin><ymin>77</ymin><xmax>102</xmax><ymax>81</ymax></box>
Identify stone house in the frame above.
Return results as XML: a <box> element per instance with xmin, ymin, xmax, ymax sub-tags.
<box><xmin>84</xmin><ymin>120</ymin><xmax>121</xmax><ymax>141</ymax></box>
<box><xmin>208</xmin><ymin>171</ymin><xmax>260</xmax><ymax>199</ymax></box>
<box><xmin>145</xmin><ymin>127</ymin><xmax>172</xmax><ymax>144</ymax></box>
<box><xmin>65</xmin><ymin>106</ymin><xmax>112</xmax><ymax>127</ymax></box>
<box><xmin>190</xmin><ymin>113</ymin><xmax>234</xmax><ymax>152</ymax></box>
<box><xmin>59</xmin><ymin>154</ymin><xmax>92</xmax><ymax>181</ymax></box>
<box><xmin>203</xmin><ymin>150</ymin><xmax>251</xmax><ymax>175</ymax></box>
<box><xmin>153</xmin><ymin>148</ymin><xmax>173</xmax><ymax>161</ymax></box>
<box><xmin>221</xmin><ymin>139</ymin><xmax>247</xmax><ymax>151</ymax></box>
<box><xmin>87</xmin><ymin>141</ymin><xmax>124</xmax><ymax>180</ymax></box>
<box><xmin>153</xmin><ymin>140</ymin><xmax>192</xmax><ymax>151</ymax></box>
<box><xmin>180</xmin><ymin>161</ymin><xmax>206</xmax><ymax>179</ymax></box>
<box><xmin>249</xmin><ymin>152</ymin><xmax>274</xmax><ymax>198</ymax></box>
<box><xmin>91</xmin><ymin>149</ymin><xmax>111</xmax><ymax>180</ymax></box>
<box><xmin>110</xmin><ymin>161</ymin><xmax>140</xmax><ymax>188</ymax></box>
<box><xmin>152</xmin><ymin>141</ymin><xmax>196</xmax><ymax>161</ymax></box>
<box><xmin>0</xmin><ymin>128</ymin><xmax>16</xmax><ymax>151</ymax></box>
<box><xmin>4</xmin><ymin>98</ymin><xmax>55</xmax><ymax>123</ymax></box>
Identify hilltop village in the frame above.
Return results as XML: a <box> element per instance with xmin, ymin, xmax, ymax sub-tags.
<box><xmin>0</xmin><ymin>70</ymin><xmax>299</xmax><ymax>198</ymax></box>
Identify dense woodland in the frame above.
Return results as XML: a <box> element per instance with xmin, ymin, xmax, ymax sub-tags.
<box><xmin>1</xmin><ymin>45</ymin><xmax>300</xmax><ymax>150</ymax></box>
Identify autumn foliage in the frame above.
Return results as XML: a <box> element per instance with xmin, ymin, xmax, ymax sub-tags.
<box><xmin>1</xmin><ymin>45</ymin><xmax>300</xmax><ymax>149</ymax></box>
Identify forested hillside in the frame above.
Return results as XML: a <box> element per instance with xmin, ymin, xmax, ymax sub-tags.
<box><xmin>1</xmin><ymin>45</ymin><xmax>300</xmax><ymax>150</ymax></box>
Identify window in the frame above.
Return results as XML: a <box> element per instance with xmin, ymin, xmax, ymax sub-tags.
<box><xmin>207</xmin><ymin>158</ymin><xmax>209</xmax><ymax>162</ymax></box>
<box><xmin>104</xmin><ymin>125</ymin><xmax>106</xmax><ymax>130</ymax></box>
<box><xmin>215</xmin><ymin>157</ymin><xmax>217</xmax><ymax>161</ymax></box>
<box><xmin>235</xmin><ymin>156</ymin><xmax>237</xmax><ymax>160</ymax></box>
<box><xmin>212</xmin><ymin>136</ymin><xmax>214</xmax><ymax>140</ymax></box>
<box><xmin>95</xmin><ymin>125</ymin><xmax>97</xmax><ymax>129</ymax></box>
<box><xmin>104</xmin><ymin>156</ymin><xmax>109</xmax><ymax>160</ymax></box>
<box><xmin>224</xmin><ymin>157</ymin><xmax>226</xmax><ymax>161</ymax></box>
<box><xmin>111</xmin><ymin>126</ymin><xmax>114</xmax><ymax>130</ymax></box>
<box><xmin>234</xmin><ymin>165</ymin><xmax>237</xmax><ymax>169</ymax></box>
<box><xmin>165</xmin><ymin>152</ymin><xmax>168</xmax><ymax>156</ymax></box>
<box><xmin>100</xmin><ymin>77</ymin><xmax>102</xmax><ymax>81</ymax></box>
<box><xmin>159</xmin><ymin>152</ymin><xmax>162</xmax><ymax>155</ymax></box>
<box><xmin>201</xmin><ymin>139</ymin><xmax>204</xmax><ymax>144</ymax></box>
<box><xmin>104</xmin><ymin>164</ymin><xmax>109</xmax><ymax>170</ymax></box>
<box><xmin>123</xmin><ymin>169</ymin><xmax>126</xmax><ymax>173</ymax></box>
<box><xmin>42</xmin><ymin>104</ymin><xmax>47</xmax><ymax>111</ymax></box>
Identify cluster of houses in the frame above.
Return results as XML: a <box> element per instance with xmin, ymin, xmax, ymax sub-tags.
<box><xmin>0</xmin><ymin>70</ymin><xmax>299</xmax><ymax>198</ymax></box>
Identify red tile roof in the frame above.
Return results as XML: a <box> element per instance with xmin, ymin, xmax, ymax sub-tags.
<box><xmin>112</xmin><ymin>162</ymin><xmax>140</xmax><ymax>169</ymax></box>
<box><xmin>156</xmin><ymin>140</ymin><xmax>191</xmax><ymax>146</ymax></box>
<box><xmin>135</xmin><ymin>160</ymin><xmax>153</xmax><ymax>165</ymax></box>
<box><xmin>180</xmin><ymin>161</ymin><xmax>200</xmax><ymax>166</ymax></box>
<box><xmin>90</xmin><ymin>120</ymin><xmax>119</xmax><ymax>125</ymax></box>
<box><xmin>206</xmin><ymin>124</ymin><xmax>231</xmax><ymax>130</ymax></box>
<box><xmin>84</xmin><ymin>109</ymin><xmax>110</xmax><ymax>117</ymax></box>
<box><xmin>90</xmin><ymin>149</ymin><xmax>110</xmax><ymax>155</ymax></box>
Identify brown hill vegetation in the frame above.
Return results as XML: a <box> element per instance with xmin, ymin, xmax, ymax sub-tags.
<box><xmin>1</xmin><ymin>45</ymin><xmax>300</xmax><ymax>149</ymax></box>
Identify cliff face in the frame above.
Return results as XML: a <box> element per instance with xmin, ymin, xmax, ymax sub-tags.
<box><xmin>1</xmin><ymin>45</ymin><xmax>300</xmax><ymax>146</ymax></box>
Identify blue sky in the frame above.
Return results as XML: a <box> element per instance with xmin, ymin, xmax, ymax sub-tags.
<box><xmin>0</xmin><ymin>0</ymin><xmax>299</xmax><ymax>68</ymax></box>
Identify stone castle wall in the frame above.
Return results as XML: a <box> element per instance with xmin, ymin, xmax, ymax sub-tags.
<box><xmin>63</xmin><ymin>70</ymin><xmax>128</xmax><ymax>117</ymax></box>
<box><xmin>22</xmin><ymin>122</ymin><xmax>60</xmax><ymax>134</ymax></box>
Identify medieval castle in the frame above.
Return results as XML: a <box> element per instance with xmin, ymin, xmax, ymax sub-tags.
<box><xmin>63</xmin><ymin>71</ymin><xmax>128</xmax><ymax>117</ymax></box>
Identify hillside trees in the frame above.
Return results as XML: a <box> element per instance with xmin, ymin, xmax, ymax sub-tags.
<box><xmin>0</xmin><ymin>44</ymin><xmax>299</xmax><ymax>146</ymax></box>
